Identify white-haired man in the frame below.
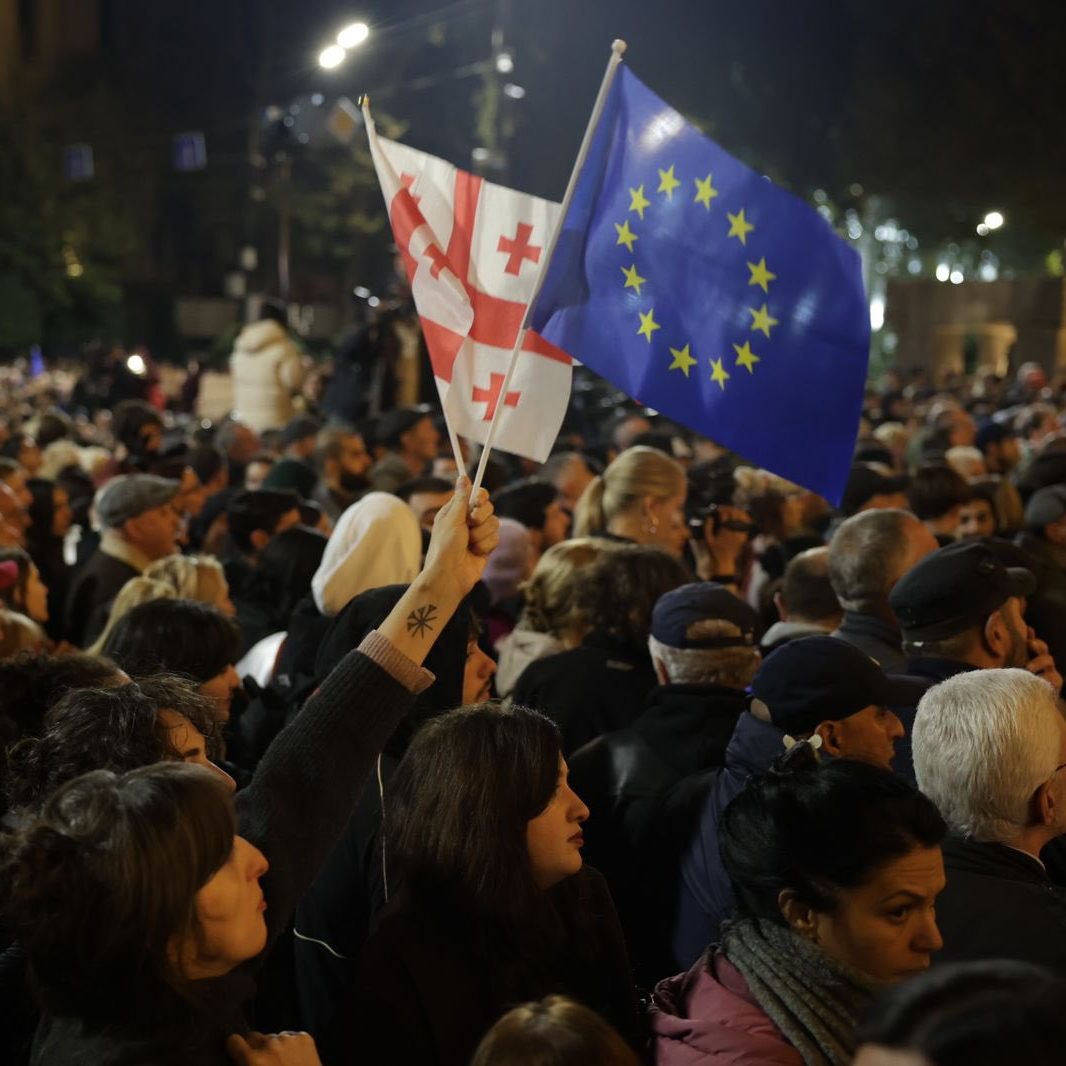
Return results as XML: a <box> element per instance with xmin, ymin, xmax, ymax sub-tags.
<box><xmin>913</xmin><ymin>668</ymin><xmax>1066</xmax><ymax>970</ymax></box>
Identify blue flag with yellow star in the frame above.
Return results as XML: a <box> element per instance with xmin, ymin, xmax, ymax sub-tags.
<box><xmin>529</xmin><ymin>66</ymin><xmax>869</xmax><ymax>504</ymax></box>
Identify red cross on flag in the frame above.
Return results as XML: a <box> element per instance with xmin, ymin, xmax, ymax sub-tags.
<box><xmin>366</xmin><ymin>123</ymin><xmax>572</xmax><ymax>462</ymax></box>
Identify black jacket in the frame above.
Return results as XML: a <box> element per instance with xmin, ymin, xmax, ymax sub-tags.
<box><xmin>26</xmin><ymin>637</ymin><xmax>419</xmax><ymax>1065</ymax></box>
<box><xmin>934</xmin><ymin>836</ymin><xmax>1066</xmax><ymax>972</ymax></box>
<box><xmin>568</xmin><ymin>683</ymin><xmax>747</xmax><ymax>984</ymax></box>
<box><xmin>64</xmin><ymin>549</ymin><xmax>139</xmax><ymax>647</ymax></box>
<box><xmin>511</xmin><ymin>632</ymin><xmax>659</xmax><ymax>755</ymax></box>
<box><xmin>330</xmin><ymin>867</ymin><xmax>638</xmax><ymax>1066</ymax></box>
<box><xmin>832</xmin><ymin>611</ymin><xmax>907</xmax><ymax>674</ymax></box>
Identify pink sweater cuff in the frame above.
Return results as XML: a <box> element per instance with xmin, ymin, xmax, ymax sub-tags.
<box><xmin>358</xmin><ymin>630</ymin><xmax>435</xmax><ymax>694</ymax></box>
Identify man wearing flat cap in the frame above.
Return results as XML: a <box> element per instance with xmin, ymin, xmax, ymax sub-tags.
<box><xmin>673</xmin><ymin>634</ymin><xmax>925</xmax><ymax>970</ymax></box>
<box><xmin>65</xmin><ymin>474</ymin><xmax>182</xmax><ymax>646</ymax></box>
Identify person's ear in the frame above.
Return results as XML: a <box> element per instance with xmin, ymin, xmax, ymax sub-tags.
<box><xmin>778</xmin><ymin>889</ymin><xmax>818</xmax><ymax>940</ymax></box>
<box><xmin>773</xmin><ymin>589</ymin><xmax>787</xmax><ymax>621</ymax></box>
<box><xmin>981</xmin><ymin>610</ymin><xmax>1008</xmax><ymax>662</ymax></box>
<box><xmin>815</xmin><ymin>719</ymin><xmax>844</xmax><ymax>757</ymax></box>
<box><xmin>249</xmin><ymin>529</ymin><xmax>270</xmax><ymax>553</ymax></box>
<box><xmin>1034</xmin><ymin>777</ymin><xmax>1059</xmax><ymax>829</ymax></box>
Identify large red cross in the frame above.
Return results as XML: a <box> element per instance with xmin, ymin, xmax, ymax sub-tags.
<box><xmin>472</xmin><ymin>373</ymin><xmax>522</xmax><ymax>420</ymax></box>
<box><xmin>497</xmin><ymin>222</ymin><xmax>541</xmax><ymax>276</ymax></box>
<box><xmin>387</xmin><ymin>166</ymin><xmax>570</xmax><ymax>384</ymax></box>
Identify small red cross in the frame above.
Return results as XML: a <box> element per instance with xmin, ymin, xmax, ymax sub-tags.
<box><xmin>497</xmin><ymin>222</ymin><xmax>541</xmax><ymax>276</ymax></box>
<box><xmin>400</xmin><ymin>172</ymin><xmax>422</xmax><ymax>207</ymax></box>
<box><xmin>423</xmin><ymin>243</ymin><xmax>449</xmax><ymax>280</ymax></box>
<box><xmin>472</xmin><ymin>373</ymin><xmax>521</xmax><ymax>421</ymax></box>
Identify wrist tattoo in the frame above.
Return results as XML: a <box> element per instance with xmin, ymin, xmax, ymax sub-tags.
<box><xmin>406</xmin><ymin>604</ymin><xmax>438</xmax><ymax>637</ymax></box>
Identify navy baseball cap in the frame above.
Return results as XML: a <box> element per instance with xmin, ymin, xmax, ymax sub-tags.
<box><xmin>651</xmin><ymin>582</ymin><xmax>758</xmax><ymax>649</ymax></box>
<box><xmin>751</xmin><ymin>635</ymin><xmax>926</xmax><ymax>735</ymax></box>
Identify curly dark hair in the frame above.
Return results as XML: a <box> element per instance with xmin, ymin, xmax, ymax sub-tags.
<box><xmin>5</xmin><ymin>677</ymin><xmax>219</xmax><ymax>813</ymax></box>
<box><xmin>576</xmin><ymin>545</ymin><xmax>689</xmax><ymax>648</ymax></box>
<box><xmin>3</xmin><ymin>763</ymin><xmax>233</xmax><ymax>1019</ymax></box>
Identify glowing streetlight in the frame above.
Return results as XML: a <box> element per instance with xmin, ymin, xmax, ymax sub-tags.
<box><xmin>318</xmin><ymin>44</ymin><xmax>346</xmax><ymax>70</ymax></box>
<box><xmin>983</xmin><ymin>210</ymin><xmax>1005</xmax><ymax>231</ymax></box>
<box><xmin>337</xmin><ymin>21</ymin><xmax>369</xmax><ymax>48</ymax></box>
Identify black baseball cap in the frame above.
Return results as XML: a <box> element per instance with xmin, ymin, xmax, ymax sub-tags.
<box><xmin>651</xmin><ymin>583</ymin><xmax>758</xmax><ymax>649</ymax></box>
<box><xmin>375</xmin><ymin>405</ymin><xmax>434</xmax><ymax>449</ymax></box>
<box><xmin>751</xmin><ymin>635</ymin><xmax>925</xmax><ymax>735</ymax></box>
<box><xmin>280</xmin><ymin>416</ymin><xmax>321</xmax><ymax>448</ymax></box>
<box><xmin>889</xmin><ymin>540</ymin><xmax>1036</xmax><ymax>642</ymax></box>
<box><xmin>841</xmin><ymin>462</ymin><xmax>910</xmax><ymax>515</ymax></box>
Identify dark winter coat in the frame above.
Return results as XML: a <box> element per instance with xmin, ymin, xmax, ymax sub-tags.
<box><xmin>64</xmin><ymin>548</ymin><xmax>139</xmax><ymax>647</ymax></box>
<box><xmin>328</xmin><ymin>867</ymin><xmax>639</xmax><ymax>1066</ymax></box>
<box><xmin>568</xmin><ymin>682</ymin><xmax>747</xmax><ymax>984</ymax></box>
<box><xmin>511</xmin><ymin>631</ymin><xmax>659</xmax><ymax>755</ymax></box>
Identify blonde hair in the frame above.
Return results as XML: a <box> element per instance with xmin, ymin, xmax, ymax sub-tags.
<box><xmin>0</xmin><ymin>608</ymin><xmax>47</xmax><ymax>659</ymax></box>
<box><xmin>519</xmin><ymin>537</ymin><xmax>620</xmax><ymax>641</ymax></box>
<box><xmin>146</xmin><ymin>554</ymin><xmax>227</xmax><ymax>606</ymax></box>
<box><xmin>573</xmin><ymin>446</ymin><xmax>685</xmax><ymax>536</ymax></box>
<box><xmin>87</xmin><ymin>577</ymin><xmax>176</xmax><ymax>656</ymax></box>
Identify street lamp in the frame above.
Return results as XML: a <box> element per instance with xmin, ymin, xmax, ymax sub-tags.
<box><xmin>977</xmin><ymin>210</ymin><xmax>1005</xmax><ymax>236</ymax></box>
<box><xmin>318</xmin><ymin>20</ymin><xmax>370</xmax><ymax>70</ymax></box>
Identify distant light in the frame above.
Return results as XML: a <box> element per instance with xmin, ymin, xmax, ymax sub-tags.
<box><xmin>495</xmin><ymin>52</ymin><xmax>514</xmax><ymax>74</ymax></box>
<box><xmin>846</xmin><ymin>221</ymin><xmax>862</xmax><ymax>240</ymax></box>
<box><xmin>976</xmin><ymin>222</ymin><xmax>990</xmax><ymax>236</ymax></box>
<box><xmin>817</xmin><ymin>204</ymin><xmax>832</xmax><ymax>221</ymax></box>
<box><xmin>502</xmin><ymin>82</ymin><xmax>525</xmax><ymax>99</ymax></box>
<box><xmin>813</xmin><ymin>188</ymin><xmax>827</xmax><ymax>204</ymax></box>
<box><xmin>127</xmin><ymin>354</ymin><xmax>146</xmax><ymax>375</ymax></box>
<box><xmin>935</xmin><ymin>263</ymin><xmax>950</xmax><ymax>282</ymax></box>
<box><xmin>471</xmin><ymin>146</ymin><xmax>491</xmax><ymax>163</ymax></box>
<box><xmin>950</xmin><ymin>270</ymin><xmax>964</xmax><ymax>285</ymax></box>
<box><xmin>289</xmin><ymin>103</ymin><xmax>301</xmax><ymax>115</ymax></box>
<box><xmin>353</xmin><ymin>285</ymin><xmax>371</xmax><ymax>299</ymax></box>
<box><xmin>283</xmin><ymin>116</ymin><xmax>295</xmax><ymax>127</ymax></box>
<box><xmin>337</xmin><ymin>22</ymin><xmax>369</xmax><ymax>49</ymax></box>
<box><xmin>908</xmin><ymin>257</ymin><xmax>922</xmax><ymax>275</ymax></box>
<box><xmin>66</xmin><ymin>262</ymin><xmax>83</xmax><ymax>278</ymax></box>
<box><xmin>367</xmin><ymin>296</ymin><xmax>380</xmax><ymax>307</ymax></box>
<box><xmin>298</xmin><ymin>133</ymin><xmax>310</xmax><ymax>144</ymax></box>
<box><xmin>983</xmin><ymin>210</ymin><xmax>1005</xmax><ymax>230</ymax></box>
<box><xmin>319</xmin><ymin>45</ymin><xmax>346</xmax><ymax>70</ymax></box>
<box><xmin>870</xmin><ymin>295</ymin><xmax>885</xmax><ymax>331</ymax></box>
<box><xmin>848</xmin><ymin>182</ymin><xmax>864</xmax><ymax>197</ymax></box>
<box><xmin>311</xmin><ymin>93</ymin><xmax>324</xmax><ymax>106</ymax></box>
<box><xmin>979</xmin><ymin>262</ymin><xmax>999</xmax><ymax>282</ymax></box>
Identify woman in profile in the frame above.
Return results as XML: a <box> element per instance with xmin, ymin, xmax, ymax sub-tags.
<box><xmin>651</xmin><ymin>746</ymin><xmax>947</xmax><ymax>1065</ymax></box>
<box><xmin>333</xmin><ymin>704</ymin><xmax>638</xmax><ymax>1066</ymax></box>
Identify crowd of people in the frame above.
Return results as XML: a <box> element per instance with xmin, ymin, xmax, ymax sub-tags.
<box><xmin>2</xmin><ymin>335</ymin><xmax>1066</xmax><ymax>1065</ymax></box>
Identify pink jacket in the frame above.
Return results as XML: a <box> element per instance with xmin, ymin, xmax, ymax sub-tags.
<box><xmin>650</xmin><ymin>952</ymin><xmax>803</xmax><ymax>1065</ymax></box>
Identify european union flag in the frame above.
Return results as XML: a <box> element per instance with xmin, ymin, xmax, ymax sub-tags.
<box><xmin>529</xmin><ymin>66</ymin><xmax>870</xmax><ymax>504</ymax></box>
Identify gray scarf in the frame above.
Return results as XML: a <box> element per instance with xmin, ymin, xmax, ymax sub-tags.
<box><xmin>722</xmin><ymin>917</ymin><xmax>880</xmax><ymax>1065</ymax></box>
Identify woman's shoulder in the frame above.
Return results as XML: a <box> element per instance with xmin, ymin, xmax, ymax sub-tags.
<box><xmin>649</xmin><ymin>953</ymin><xmax>803</xmax><ymax>1065</ymax></box>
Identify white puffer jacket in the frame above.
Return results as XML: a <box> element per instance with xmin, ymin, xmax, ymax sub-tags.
<box><xmin>229</xmin><ymin>320</ymin><xmax>305</xmax><ymax>431</ymax></box>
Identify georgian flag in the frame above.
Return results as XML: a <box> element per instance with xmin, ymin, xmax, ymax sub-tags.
<box><xmin>366</xmin><ymin>122</ymin><xmax>572</xmax><ymax>462</ymax></box>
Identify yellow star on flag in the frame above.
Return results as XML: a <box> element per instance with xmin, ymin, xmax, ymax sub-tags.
<box><xmin>733</xmin><ymin>340</ymin><xmax>761</xmax><ymax>374</ymax></box>
<box><xmin>637</xmin><ymin>309</ymin><xmax>661</xmax><ymax>343</ymax></box>
<box><xmin>747</xmin><ymin>257</ymin><xmax>777</xmax><ymax>293</ymax></box>
<box><xmin>710</xmin><ymin>357</ymin><xmax>731</xmax><ymax>390</ymax></box>
<box><xmin>615</xmin><ymin>219</ymin><xmax>638</xmax><ymax>252</ymax></box>
<box><xmin>748</xmin><ymin>303</ymin><xmax>779</xmax><ymax>338</ymax></box>
<box><xmin>668</xmin><ymin>343</ymin><xmax>697</xmax><ymax>377</ymax></box>
<box><xmin>694</xmin><ymin>174</ymin><xmax>718</xmax><ymax>210</ymax></box>
<box><xmin>621</xmin><ymin>264</ymin><xmax>646</xmax><ymax>294</ymax></box>
<box><xmin>628</xmin><ymin>185</ymin><xmax>651</xmax><ymax>219</ymax></box>
<box><xmin>657</xmin><ymin>164</ymin><xmax>681</xmax><ymax>199</ymax></box>
<box><xmin>727</xmin><ymin>208</ymin><xmax>755</xmax><ymax>245</ymax></box>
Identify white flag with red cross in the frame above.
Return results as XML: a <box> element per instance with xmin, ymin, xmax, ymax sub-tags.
<box><xmin>365</xmin><ymin>124</ymin><xmax>572</xmax><ymax>463</ymax></box>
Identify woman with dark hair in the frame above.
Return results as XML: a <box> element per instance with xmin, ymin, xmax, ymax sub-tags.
<box><xmin>651</xmin><ymin>746</ymin><xmax>947</xmax><ymax>1065</ymax></box>
<box><xmin>472</xmin><ymin>995</ymin><xmax>640</xmax><ymax>1066</ymax></box>
<box><xmin>512</xmin><ymin>545</ymin><xmax>690</xmax><ymax>753</ymax></box>
<box><xmin>102</xmin><ymin>598</ymin><xmax>245</xmax><ymax>724</ymax></box>
<box><xmin>854</xmin><ymin>960</ymin><xmax>1066</xmax><ymax>1066</ymax></box>
<box><xmin>25</xmin><ymin>478</ymin><xmax>72</xmax><ymax>640</ymax></box>
<box><xmin>0</xmin><ymin>547</ymin><xmax>50</xmax><ymax>626</ymax></box>
<box><xmin>331</xmin><ymin>704</ymin><xmax>638</xmax><ymax>1066</ymax></box>
<box><xmin>235</xmin><ymin>525</ymin><xmax>329</xmax><ymax>661</ymax></box>
<box><xmin>0</xmin><ymin>478</ymin><xmax>499</xmax><ymax>1065</ymax></box>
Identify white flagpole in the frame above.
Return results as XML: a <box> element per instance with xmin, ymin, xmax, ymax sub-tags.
<box><xmin>361</xmin><ymin>95</ymin><xmax>468</xmax><ymax>478</ymax></box>
<box><xmin>468</xmin><ymin>38</ymin><xmax>628</xmax><ymax>502</ymax></box>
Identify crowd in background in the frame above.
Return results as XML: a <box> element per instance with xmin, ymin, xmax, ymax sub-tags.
<box><xmin>3</xmin><ymin>308</ymin><xmax>1066</xmax><ymax>1065</ymax></box>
